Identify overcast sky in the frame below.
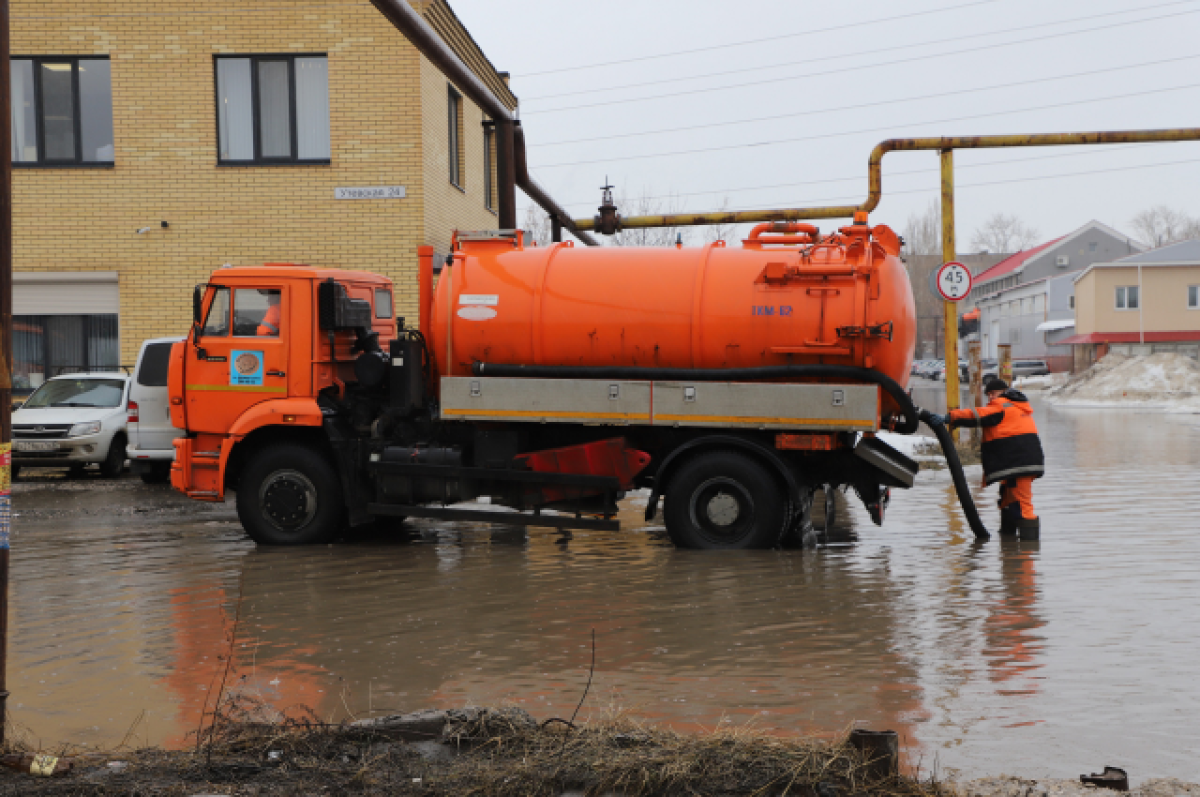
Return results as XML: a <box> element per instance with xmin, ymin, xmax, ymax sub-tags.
<box><xmin>448</xmin><ymin>0</ymin><xmax>1200</xmax><ymax>248</ymax></box>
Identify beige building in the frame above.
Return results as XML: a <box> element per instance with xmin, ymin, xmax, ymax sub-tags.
<box><xmin>10</xmin><ymin>0</ymin><xmax>510</xmax><ymax>392</ymax></box>
<box><xmin>1064</xmin><ymin>240</ymin><xmax>1200</xmax><ymax>367</ymax></box>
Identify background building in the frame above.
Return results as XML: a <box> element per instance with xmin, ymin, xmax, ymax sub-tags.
<box><xmin>11</xmin><ymin>0</ymin><xmax>510</xmax><ymax>392</ymax></box>
<box><xmin>1062</xmin><ymin>240</ymin><xmax>1200</xmax><ymax>369</ymax></box>
<box><xmin>968</xmin><ymin>221</ymin><xmax>1144</xmax><ymax>370</ymax></box>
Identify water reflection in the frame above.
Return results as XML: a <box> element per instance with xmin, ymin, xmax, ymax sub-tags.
<box><xmin>9</xmin><ymin>396</ymin><xmax>1200</xmax><ymax>781</ymax></box>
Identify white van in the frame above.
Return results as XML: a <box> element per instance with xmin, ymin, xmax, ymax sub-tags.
<box><xmin>127</xmin><ymin>337</ymin><xmax>185</xmax><ymax>483</ymax></box>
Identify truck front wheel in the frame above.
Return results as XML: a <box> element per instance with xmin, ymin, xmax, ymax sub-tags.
<box><xmin>237</xmin><ymin>444</ymin><xmax>344</xmax><ymax>545</ymax></box>
<box><xmin>663</xmin><ymin>451</ymin><xmax>787</xmax><ymax>550</ymax></box>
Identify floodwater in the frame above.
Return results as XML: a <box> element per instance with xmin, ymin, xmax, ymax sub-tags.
<box><xmin>9</xmin><ymin>389</ymin><xmax>1200</xmax><ymax>782</ymax></box>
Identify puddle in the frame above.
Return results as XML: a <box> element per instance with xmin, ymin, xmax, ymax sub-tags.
<box><xmin>7</xmin><ymin>391</ymin><xmax>1200</xmax><ymax>781</ymax></box>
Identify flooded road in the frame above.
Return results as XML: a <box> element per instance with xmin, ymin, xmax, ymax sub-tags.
<box><xmin>9</xmin><ymin>390</ymin><xmax>1200</xmax><ymax>781</ymax></box>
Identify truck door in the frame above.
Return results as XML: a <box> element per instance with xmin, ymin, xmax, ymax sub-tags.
<box><xmin>185</xmin><ymin>286</ymin><xmax>289</xmax><ymax>433</ymax></box>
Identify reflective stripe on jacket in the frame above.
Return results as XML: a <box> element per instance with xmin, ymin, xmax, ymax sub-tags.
<box><xmin>947</xmin><ymin>388</ymin><xmax>1044</xmax><ymax>485</ymax></box>
<box><xmin>257</xmin><ymin>304</ymin><xmax>281</xmax><ymax>336</ymax></box>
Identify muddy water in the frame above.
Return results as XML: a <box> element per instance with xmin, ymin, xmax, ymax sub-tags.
<box><xmin>9</xmin><ymin>392</ymin><xmax>1200</xmax><ymax>781</ymax></box>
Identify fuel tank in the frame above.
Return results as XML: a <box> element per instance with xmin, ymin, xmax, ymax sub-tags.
<box><xmin>428</xmin><ymin>220</ymin><xmax>916</xmax><ymax>399</ymax></box>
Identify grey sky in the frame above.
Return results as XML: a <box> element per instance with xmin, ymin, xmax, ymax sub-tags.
<box><xmin>447</xmin><ymin>0</ymin><xmax>1200</xmax><ymax>248</ymax></box>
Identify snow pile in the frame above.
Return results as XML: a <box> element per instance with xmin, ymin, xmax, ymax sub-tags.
<box><xmin>1046</xmin><ymin>352</ymin><xmax>1200</xmax><ymax>410</ymax></box>
<box><xmin>1014</xmin><ymin>372</ymin><xmax>1069</xmax><ymax>391</ymax></box>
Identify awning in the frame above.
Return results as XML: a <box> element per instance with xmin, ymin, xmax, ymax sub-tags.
<box><xmin>963</xmin><ymin>308</ymin><xmax>980</xmax><ymax>320</ymax></box>
<box><xmin>1035</xmin><ymin>318</ymin><xmax>1075</xmax><ymax>332</ymax></box>
<box><xmin>1057</xmin><ymin>330</ymin><xmax>1200</xmax><ymax>345</ymax></box>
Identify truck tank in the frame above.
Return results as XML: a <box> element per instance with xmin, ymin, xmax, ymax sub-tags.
<box><xmin>428</xmin><ymin>220</ymin><xmax>917</xmax><ymax>416</ymax></box>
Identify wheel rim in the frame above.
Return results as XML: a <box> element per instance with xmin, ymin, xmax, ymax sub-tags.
<box><xmin>688</xmin><ymin>477</ymin><xmax>756</xmax><ymax>545</ymax></box>
<box><xmin>259</xmin><ymin>469</ymin><xmax>318</xmax><ymax>533</ymax></box>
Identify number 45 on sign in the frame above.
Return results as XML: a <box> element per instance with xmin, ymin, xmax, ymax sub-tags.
<box><xmin>936</xmin><ymin>261</ymin><xmax>973</xmax><ymax>302</ymax></box>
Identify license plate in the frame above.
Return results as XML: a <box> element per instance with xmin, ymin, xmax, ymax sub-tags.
<box><xmin>16</xmin><ymin>441</ymin><xmax>60</xmax><ymax>452</ymax></box>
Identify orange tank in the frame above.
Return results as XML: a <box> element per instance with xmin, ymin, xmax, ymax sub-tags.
<box><xmin>427</xmin><ymin>218</ymin><xmax>916</xmax><ymax>409</ymax></box>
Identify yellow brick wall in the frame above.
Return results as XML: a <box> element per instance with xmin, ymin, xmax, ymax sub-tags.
<box><xmin>419</xmin><ymin>56</ymin><xmax>498</xmax><ymax>257</ymax></box>
<box><xmin>12</xmin><ymin>0</ymin><xmax>505</xmax><ymax>363</ymax></box>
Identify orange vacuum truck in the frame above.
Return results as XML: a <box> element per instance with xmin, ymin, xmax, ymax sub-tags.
<box><xmin>169</xmin><ymin>216</ymin><xmax>934</xmax><ymax>549</ymax></box>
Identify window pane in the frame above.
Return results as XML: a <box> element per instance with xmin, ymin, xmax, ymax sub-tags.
<box><xmin>40</xmin><ymin>62</ymin><xmax>76</xmax><ymax>160</ymax></box>
<box><xmin>258</xmin><ymin>60</ymin><xmax>291</xmax><ymax>158</ymax></box>
<box><xmin>233</xmin><ymin>288</ymin><xmax>280</xmax><ymax>336</ymax></box>
<box><xmin>46</xmin><ymin>315</ymin><xmax>84</xmax><ymax>375</ymax></box>
<box><xmin>295</xmin><ymin>57</ymin><xmax>329</xmax><ymax>160</ymax></box>
<box><xmin>217</xmin><ymin>59</ymin><xmax>254</xmax><ymax>160</ymax></box>
<box><xmin>79</xmin><ymin>59</ymin><xmax>114</xmax><ymax>162</ymax></box>
<box><xmin>375</xmin><ymin>289</ymin><xmax>393</xmax><ymax>319</ymax></box>
<box><xmin>448</xmin><ymin>88</ymin><xmax>460</xmax><ymax>184</ymax></box>
<box><xmin>14</xmin><ymin>316</ymin><xmax>46</xmax><ymax>390</ymax></box>
<box><xmin>1190</xmin><ymin>286</ymin><xmax>1198</xmax><ymax>308</ymax></box>
<box><xmin>1128</xmin><ymin>286</ymin><xmax>1139</xmax><ymax>309</ymax></box>
<box><xmin>138</xmin><ymin>343</ymin><xmax>173</xmax><ymax>387</ymax></box>
<box><xmin>202</xmin><ymin>288</ymin><xmax>230</xmax><ymax>337</ymax></box>
<box><xmin>88</xmin><ymin>315</ymin><xmax>120</xmax><ymax>370</ymax></box>
<box><xmin>11</xmin><ymin>60</ymin><xmax>37</xmax><ymax>162</ymax></box>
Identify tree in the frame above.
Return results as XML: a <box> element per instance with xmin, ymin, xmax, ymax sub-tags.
<box><xmin>1130</xmin><ymin>205</ymin><xmax>1200</xmax><ymax>248</ymax></box>
<box><xmin>969</xmin><ymin>213</ymin><xmax>1040</xmax><ymax>254</ymax></box>
<box><xmin>902</xmin><ymin>200</ymin><xmax>941</xmax><ymax>256</ymax></box>
<box><xmin>521</xmin><ymin>203</ymin><xmax>552</xmax><ymax>247</ymax></box>
<box><xmin>609</xmin><ymin>187</ymin><xmax>692</xmax><ymax>247</ymax></box>
<box><xmin>702</xmin><ymin>197</ymin><xmax>739</xmax><ymax>245</ymax></box>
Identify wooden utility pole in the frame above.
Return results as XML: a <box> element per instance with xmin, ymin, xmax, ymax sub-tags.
<box><xmin>940</xmin><ymin>150</ymin><xmax>960</xmax><ymax>440</ymax></box>
<box><xmin>0</xmin><ymin>0</ymin><xmax>13</xmax><ymax>746</ymax></box>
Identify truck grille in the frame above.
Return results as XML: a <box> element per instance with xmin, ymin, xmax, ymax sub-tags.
<box><xmin>14</xmin><ymin>424</ymin><xmax>73</xmax><ymax>439</ymax></box>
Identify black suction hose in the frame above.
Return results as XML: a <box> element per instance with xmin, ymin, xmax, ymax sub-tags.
<box><xmin>918</xmin><ymin>410</ymin><xmax>990</xmax><ymax>540</ymax></box>
<box><xmin>472</xmin><ymin>362</ymin><xmax>921</xmax><ymax>434</ymax></box>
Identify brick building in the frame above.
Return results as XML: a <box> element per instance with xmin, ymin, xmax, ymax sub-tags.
<box><xmin>10</xmin><ymin>0</ymin><xmax>510</xmax><ymax>392</ymax></box>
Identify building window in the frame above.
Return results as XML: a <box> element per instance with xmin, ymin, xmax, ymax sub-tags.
<box><xmin>13</xmin><ymin>314</ymin><xmax>120</xmax><ymax>394</ymax></box>
<box><xmin>1089</xmin><ymin>241</ymin><xmax>1098</xmax><ymax>253</ymax></box>
<box><xmin>448</xmin><ymin>85</ymin><xmax>464</xmax><ymax>188</ymax></box>
<box><xmin>1189</xmin><ymin>285</ymin><xmax>1199</xmax><ymax>309</ymax></box>
<box><xmin>215</xmin><ymin>55</ymin><xmax>330</xmax><ymax>164</ymax></box>
<box><xmin>11</xmin><ymin>57</ymin><xmax>113</xmax><ymax>166</ymax></box>
<box><xmin>1116</xmin><ymin>285</ymin><xmax>1139</xmax><ymax>310</ymax></box>
<box><xmin>483</xmin><ymin>124</ymin><xmax>497</xmax><ymax>211</ymax></box>
<box><xmin>1069</xmin><ymin>295</ymin><xmax>1075</xmax><ymax>309</ymax></box>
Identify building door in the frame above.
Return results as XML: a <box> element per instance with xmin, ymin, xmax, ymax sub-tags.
<box><xmin>989</xmin><ymin>320</ymin><xmax>1000</xmax><ymax>359</ymax></box>
<box><xmin>184</xmin><ymin>285</ymin><xmax>289</xmax><ymax>434</ymax></box>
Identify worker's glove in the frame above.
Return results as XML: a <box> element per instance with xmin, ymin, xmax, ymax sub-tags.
<box><xmin>931</xmin><ymin>413</ymin><xmax>953</xmax><ymax>427</ymax></box>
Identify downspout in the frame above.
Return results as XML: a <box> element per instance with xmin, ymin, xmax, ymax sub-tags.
<box><xmin>368</xmin><ymin>0</ymin><xmax>597</xmax><ymax>246</ymax></box>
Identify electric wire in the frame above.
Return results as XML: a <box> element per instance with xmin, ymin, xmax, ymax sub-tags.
<box><xmin>523</xmin><ymin>0</ymin><xmax>1200</xmax><ymax>102</ymax></box>
<box><xmin>518</xmin><ymin>0</ymin><xmax>1002</xmax><ymax>77</ymax></box>
<box><xmin>532</xmin><ymin>53</ymin><xmax>1200</xmax><ymax>148</ymax></box>
<box><xmin>523</xmin><ymin>7</ymin><xmax>1200</xmax><ymax>114</ymax></box>
<box><xmin>531</xmin><ymin>81</ymin><xmax>1200</xmax><ymax>169</ymax></box>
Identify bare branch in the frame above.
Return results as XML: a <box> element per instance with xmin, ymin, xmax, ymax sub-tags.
<box><xmin>902</xmin><ymin>199</ymin><xmax>941</xmax><ymax>256</ymax></box>
<box><xmin>1129</xmin><ymin>205</ymin><xmax>1198</xmax><ymax>248</ymax></box>
<box><xmin>969</xmin><ymin>213</ymin><xmax>1041</xmax><ymax>255</ymax></box>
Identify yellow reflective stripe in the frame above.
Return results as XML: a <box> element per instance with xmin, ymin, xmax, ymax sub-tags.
<box><xmin>441</xmin><ymin>408</ymin><xmax>648</xmax><ymax>421</ymax></box>
<box><xmin>654</xmin><ymin>414</ymin><xmax>874</xmax><ymax>428</ymax></box>
<box><xmin>186</xmin><ymin>384</ymin><xmax>287</xmax><ymax>393</ymax></box>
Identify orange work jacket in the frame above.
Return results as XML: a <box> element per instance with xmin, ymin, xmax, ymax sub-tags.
<box><xmin>948</xmin><ymin>389</ymin><xmax>1044</xmax><ymax>485</ymax></box>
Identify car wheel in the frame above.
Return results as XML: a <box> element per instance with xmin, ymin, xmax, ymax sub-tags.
<box><xmin>99</xmin><ymin>434</ymin><xmax>127</xmax><ymax>478</ymax></box>
<box><xmin>237</xmin><ymin>444</ymin><xmax>344</xmax><ymax>545</ymax></box>
<box><xmin>139</xmin><ymin>462</ymin><xmax>172</xmax><ymax>484</ymax></box>
<box><xmin>664</xmin><ymin>451</ymin><xmax>788</xmax><ymax>550</ymax></box>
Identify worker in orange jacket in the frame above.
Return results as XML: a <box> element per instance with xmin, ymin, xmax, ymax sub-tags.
<box><xmin>256</xmin><ymin>291</ymin><xmax>281</xmax><ymax>336</ymax></box>
<box><xmin>930</xmin><ymin>378</ymin><xmax>1044</xmax><ymax>540</ymax></box>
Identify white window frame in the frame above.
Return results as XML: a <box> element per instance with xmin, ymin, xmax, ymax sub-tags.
<box><xmin>1115</xmin><ymin>285</ymin><xmax>1140</xmax><ymax>311</ymax></box>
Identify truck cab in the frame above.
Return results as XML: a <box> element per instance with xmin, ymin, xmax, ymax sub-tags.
<box><xmin>170</xmin><ymin>264</ymin><xmax>397</xmax><ymax>541</ymax></box>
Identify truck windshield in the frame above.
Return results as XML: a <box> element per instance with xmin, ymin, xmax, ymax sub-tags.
<box><xmin>24</xmin><ymin>378</ymin><xmax>126</xmax><ymax>409</ymax></box>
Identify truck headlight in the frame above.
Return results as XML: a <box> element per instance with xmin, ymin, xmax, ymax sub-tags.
<box><xmin>68</xmin><ymin>421</ymin><xmax>102</xmax><ymax>437</ymax></box>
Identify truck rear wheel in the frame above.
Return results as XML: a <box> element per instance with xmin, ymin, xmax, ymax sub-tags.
<box><xmin>237</xmin><ymin>444</ymin><xmax>344</xmax><ymax>545</ymax></box>
<box><xmin>663</xmin><ymin>451</ymin><xmax>787</xmax><ymax>550</ymax></box>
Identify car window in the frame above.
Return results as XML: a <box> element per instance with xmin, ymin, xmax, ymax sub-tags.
<box><xmin>23</xmin><ymin>378</ymin><xmax>126</xmax><ymax>409</ymax></box>
<box><xmin>201</xmin><ymin>287</ymin><xmax>230</xmax><ymax>337</ymax></box>
<box><xmin>137</xmin><ymin>342</ymin><xmax>173</xmax><ymax>387</ymax></box>
<box><xmin>233</xmin><ymin>288</ymin><xmax>281</xmax><ymax>337</ymax></box>
<box><xmin>375</xmin><ymin>288</ymin><xmax>393</xmax><ymax>319</ymax></box>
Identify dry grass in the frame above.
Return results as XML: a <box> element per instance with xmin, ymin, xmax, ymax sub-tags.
<box><xmin>1</xmin><ymin>697</ymin><xmax>956</xmax><ymax>796</ymax></box>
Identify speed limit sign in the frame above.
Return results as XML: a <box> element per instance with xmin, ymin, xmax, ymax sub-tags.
<box><xmin>935</xmin><ymin>261</ymin><xmax>973</xmax><ymax>302</ymax></box>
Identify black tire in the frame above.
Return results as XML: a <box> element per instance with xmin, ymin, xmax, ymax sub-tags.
<box><xmin>139</xmin><ymin>462</ymin><xmax>172</xmax><ymax>484</ymax></box>
<box><xmin>236</xmin><ymin>444</ymin><xmax>344</xmax><ymax>545</ymax></box>
<box><xmin>99</xmin><ymin>434</ymin><xmax>127</xmax><ymax>478</ymax></box>
<box><xmin>663</xmin><ymin>451</ymin><xmax>788</xmax><ymax>550</ymax></box>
